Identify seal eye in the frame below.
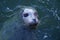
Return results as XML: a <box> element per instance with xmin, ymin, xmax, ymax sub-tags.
<box><xmin>34</xmin><ymin>12</ymin><xmax>38</xmax><ymax>16</ymax></box>
<box><xmin>23</xmin><ymin>13</ymin><xmax>29</xmax><ymax>17</ymax></box>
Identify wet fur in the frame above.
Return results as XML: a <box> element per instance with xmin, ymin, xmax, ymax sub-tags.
<box><xmin>0</xmin><ymin>6</ymin><xmax>39</xmax><ymax>40</ymax></box>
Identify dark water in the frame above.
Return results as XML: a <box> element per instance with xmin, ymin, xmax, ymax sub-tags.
<box><xmin>0</xmin><ymin>0</ymin><xmax>60</xmax><ymax>40</ymax></box>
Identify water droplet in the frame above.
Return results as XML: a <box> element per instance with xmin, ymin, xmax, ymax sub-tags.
<box><xmin>43</xmin><ymin>35</ymin><xmax>48</xmax><ymax>39</ymax></box>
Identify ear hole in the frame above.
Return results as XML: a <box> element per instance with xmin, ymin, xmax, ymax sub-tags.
<box><xmin>23</xmin><ymin>13</ymin><xmax>29</xmax><ymax>17</ymax></box>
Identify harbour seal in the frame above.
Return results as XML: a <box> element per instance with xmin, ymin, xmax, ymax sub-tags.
<box><xmin>0</xmin><ymin>6</ymin><xmax>40</xmax><ymax>40</ymax></box>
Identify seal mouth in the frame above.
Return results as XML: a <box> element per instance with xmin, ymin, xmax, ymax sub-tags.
<box><xmin>29</xmin><ymin>23</ymin><xmax>38</xmax><ymax>26</ymax></box>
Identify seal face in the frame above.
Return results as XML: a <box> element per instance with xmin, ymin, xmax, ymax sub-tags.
<box><xmin>22</xmin><ymin>7</ymin><xmax>39</xmax><ymax>29</ymax></box>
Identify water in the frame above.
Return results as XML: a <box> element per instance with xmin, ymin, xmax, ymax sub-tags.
<box><xmin>0</xmin><ymin>0</ymin><xmax>60</xmax><ymax>40</ymax></box>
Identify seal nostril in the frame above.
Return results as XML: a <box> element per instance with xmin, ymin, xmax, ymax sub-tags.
<box><xmin>33</xmin><ymin>19</ymin><xmax>36</xmax><ymax>23</ymax></box>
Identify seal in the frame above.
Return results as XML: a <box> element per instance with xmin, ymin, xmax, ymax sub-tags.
<box><xmin>0</xmin><ymin>6</ymin><xmax>40</xmax><ymax>40</ymax></box>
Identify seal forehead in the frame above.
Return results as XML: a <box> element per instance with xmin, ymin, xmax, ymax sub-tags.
<box><xmin>23</xmin><ymin>8</ymin><xmax>36</xmax><ymax>13</ymax></box>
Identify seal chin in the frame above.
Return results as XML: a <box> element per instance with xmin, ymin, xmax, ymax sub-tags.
<box><xmin>29</xmin><ymin>23</ymin><xmax>38</xmax><ymax>29</ymax></box>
